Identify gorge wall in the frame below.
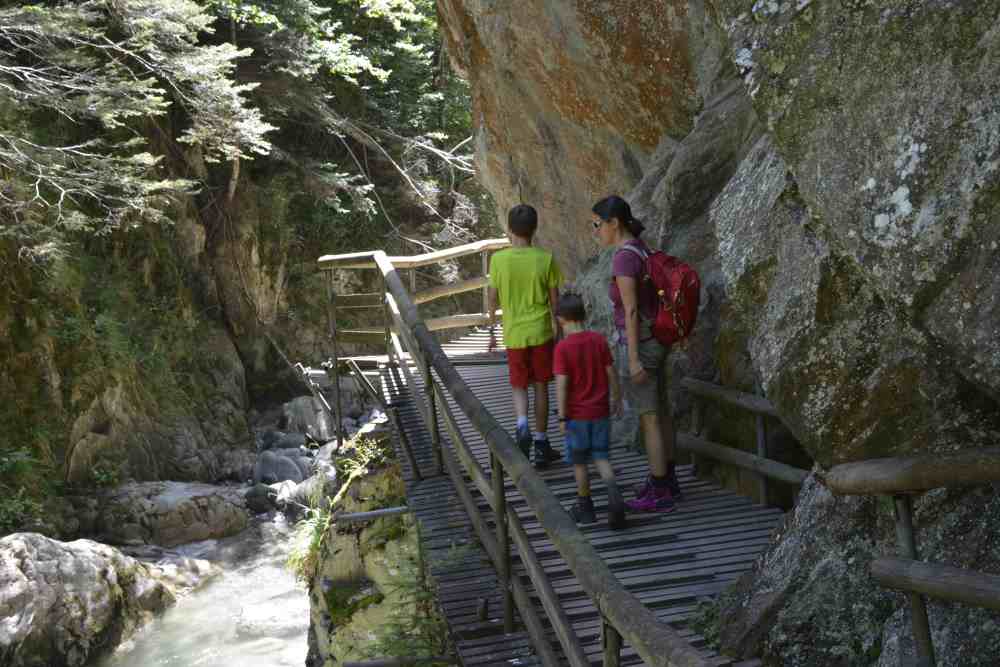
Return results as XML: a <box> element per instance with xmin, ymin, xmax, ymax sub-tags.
<box><xmin>437</xmin><ymin>0</ymin><xmax>1000</xmax><ymax>664</ymax></box>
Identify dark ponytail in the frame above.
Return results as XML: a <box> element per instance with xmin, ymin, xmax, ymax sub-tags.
<box><xmin>592</xmin><ymin>195</ymin><xmax>645</xmax><ymax>237</ymax></box>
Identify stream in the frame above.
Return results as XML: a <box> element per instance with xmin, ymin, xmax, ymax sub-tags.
<box><xmin>96</xmin><ymin>513</ymin><xmax>310</xmax><ymax>667</ymax></box>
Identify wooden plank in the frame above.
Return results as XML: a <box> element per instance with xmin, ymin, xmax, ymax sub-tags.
<box><xmin>336</xmin><ymin>292</ymin><xmax>384</xmax><ymax>309</ymax></box>
<box><xmin>676</xmin><ymin>433</ymin><xmax>809</xmax><ymax>486</ymax></box>
<box><xmin>382</xmin><ymin>326</ymin><xmax>780</xmax><ymax>667</ymax></box>
<box><xmin>414</xmin><ymin>276</ymin><xmax>489</xmax><ymax>304</ymax></box>
<box><xmin>826</xmin><ymin>446</ymin><xmax>1000</xmax><ymax>495</ymax></box>
<box><xmin>318</xmin><ymin>238</ymin><xmax>510</xmax><ymax>270</ymax></box>
<box><xmin>680</xmin><ymin>378</ymin><xmax>780</xmax><ymax>418</ymax></box>
<box><xmin>871</xmin><ymin>556</ymin><xmax>1000</xmax><ymax>611</ymax></box>
<box><xmin>339</xmin><ymin>329</ymin><xmax>387</xmax><ymax>345</ymax></box>
<box><xmin>425</xmin><ymin>313</ymin><xmax>494</xmax><ymax>332</ymax></box>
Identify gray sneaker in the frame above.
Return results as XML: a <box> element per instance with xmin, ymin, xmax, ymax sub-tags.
<box><xmin>606</xmin><ymin>481</ymin><xmax>626</xmax><ymax>530</ymax></box>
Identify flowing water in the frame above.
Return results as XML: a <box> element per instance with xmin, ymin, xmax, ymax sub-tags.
<box><xmin>96</xmin><ymin>514</ymin><xmax>310</xmax><ymax>667</ymax></box>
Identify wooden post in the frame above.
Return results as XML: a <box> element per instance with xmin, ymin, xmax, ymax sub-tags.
<box><xmin>326</xmin><ymin>273</ymin><xmax>345</xmax><ymax>443</ymax></box>
<box><xmin>893</xmin><ymin>494</ymin><xmax>936</xmax><ymax>667</ymax></box>
<box><xmin>492</xmin><ymin>451</ymin><xmax>514</xmax><ymax>633</ymax></box>
<box><xmin>602</xmin><ymin>617</ymin><xmax>622</xmax><ymax>667</ymax></box>
<box><xmin>425</xmin><ymin>361</ymin><xmax>443</xmax><ymax>475</ymax></box>
<box><xmin>383</xmin><ymin>275</ymin><xmax>391</xmax><ymax>357</ymax></box>
<box><xmin>481</xmin><ymin>250</ymin><xmax>489</xmax><ymax>315</ymax></box>
<box><xmin>755</xmin><ymin>413</ymin><xmax>769</xmax><ymax>505</ymax></box>
<box><xmin>390</xmin><ymin>406</ymin><xmax>422</xmax><ymax>482</ymax></box>
<box><xmin>410</xmin><ymin>268</ymin><xmax>417</xmax><ymax>294</ymax></box>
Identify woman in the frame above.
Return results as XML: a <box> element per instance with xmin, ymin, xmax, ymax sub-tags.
<box><xmin>592</xmin><ymin>195</ymin><xmax>680</xmax><ymax>513</ymax></box>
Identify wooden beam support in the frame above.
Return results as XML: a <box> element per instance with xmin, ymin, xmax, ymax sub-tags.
<box><xmin>872</xmin><ymin>556</ymin><xmax>1000</xmax><ymax>611</ymax></box>
<box><xmin>680</xmin><ymin>378</ymin><xmax>781</xmax><ymax>418</ymax></box>
<box><xmin>676</xmin><ymin>433</ymin><xmax>809</xmax><ymax>486</ymax></box>
<box><xmin>335</xmin><ymin>292</ymin><xmax>384</xmax><ymax>309</ymax></box>
<box><xmin>826</xmin><ymin>447</ymin><xmax>1000</xmax><ymax>495</ymax></box>
<box><xmin>414</xmin><ymin>276</ymin><xmax>488</xmax><ymax>304</ymax></box>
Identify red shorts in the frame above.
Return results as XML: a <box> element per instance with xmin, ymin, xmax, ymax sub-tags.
<box><xmin>506</xmin><ymin>340</ymin><xmax>555</xmax><ymax>388</ymax></box>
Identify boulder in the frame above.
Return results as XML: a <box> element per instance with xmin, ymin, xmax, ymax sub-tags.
<box><xmin>282</xmin><ymin>396</ymin><xmax>336</xmax><ymax>442</ymax></box>
<box><xmin>254</xmin><ymin>449</ymin><xmax>312</xmax><ymax>485</ymax></box>
<box><xmin>0</xmin><ymin>533</ymin><xmax>175</xmax><ymax>667</ymax></box>
<box><xmin>94</xmin><ymin>482</ymin><xmax>248</xmax><ymax>547</ymax></box>
<box><xmin>244</xmin><ymin>483</ymin><xmax>277</xmax><ymax>514</ymax></box>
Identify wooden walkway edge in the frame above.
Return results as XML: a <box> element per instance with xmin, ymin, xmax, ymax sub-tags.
<box><xmin>378</xmin><ymin>330</ymin><xmax>778</xmax><ymax>666</ymax></box>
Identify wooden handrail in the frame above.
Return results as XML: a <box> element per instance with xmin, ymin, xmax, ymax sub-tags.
<box><xmin>676</xmin><ymin>433</ymin><xmax>809</xmax><ymax>485</ymax></box>
<box><xmin>871</xmin><ymin>557</ymin><xmax>1000</xmax><ymax>611</ymax></box>
<box><xmin>680</xmin><ymin>378</ymin><xmax>781</xmax><ymax>418</ymax></box>
<box><xmin>825</xmin><ymin>447</ymin><xmax>1000</xmax><ymax>495</ymax></box>
<box><xmin>334</xmin><ymin>250</ymin><xmax>711</xmax><ymax>667</ymax></box>
<box><xmin>318</xmin><ymin>238</ymin><xmax>510</xmax><ymax>270</ymax></box>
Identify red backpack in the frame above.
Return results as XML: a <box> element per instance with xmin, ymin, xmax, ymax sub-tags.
<box><xmin>618</xmin><ymin>244</ymin><xmax>701</xmax><ymax>347</ymax></box>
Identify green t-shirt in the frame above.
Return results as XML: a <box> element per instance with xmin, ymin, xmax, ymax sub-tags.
<box><xmin>489</xmin><ymin>246</ymin><xmax>563</xmax><ymax>349</ymax></box>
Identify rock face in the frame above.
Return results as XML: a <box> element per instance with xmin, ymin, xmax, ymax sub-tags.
<box><xmin>437</xmin><ymin>0</ymin><xmax>704</xmax><ymax>274</ymax></box>
<box><xmin>438</xmin><ymin>0</ymin><xmax>1000</xmax><ymax>663</ymax></box>
<box><xmin>64</xmin><ymin>327</ymin><xmax>254</xmax><ymax>485</ymax></box>
<box><xmin>94</xmin><ymin>482</ymin><xmax>248</xmax><ymax>547</ymax></box>
<box><xmin>0</xmin><ymin>533</ymin><xmax>175</xmax><ymax>667</ymax></box>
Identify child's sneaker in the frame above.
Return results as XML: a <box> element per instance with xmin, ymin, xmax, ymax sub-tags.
<box><xmin>532</xmin><ymin>438</ymin><xmax>561</xmax><ymax>469</ymax></box>
<box><xmin>626</xmin><ymin>487</ymin><xmax>675</xmax><ymax>513</ymax></box>
<box><xmin>606</xmin><ymin>481</ymin><xmax>626</xmax><ymax>530</ymax></box>
<box><xmin>568</xmin><ymin>496</ymin><xmax>597</xmax><ymax>524</ymax></box>
<box><xmin>515</xmin><ymin>424</ymin><xmax>532</xmax><ymax>458</ymax></box>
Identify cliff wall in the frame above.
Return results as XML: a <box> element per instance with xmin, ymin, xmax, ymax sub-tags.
<box><xmin>436</xmin><ymin>1</ymin><xmax>1000</xmax><ymax>663</ymax></box>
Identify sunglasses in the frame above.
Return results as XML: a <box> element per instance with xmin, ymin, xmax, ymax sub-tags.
<box><xmin>591</xmin><ymin>219</ymin><xmax>605</xmax><ymax>230</ymax></box>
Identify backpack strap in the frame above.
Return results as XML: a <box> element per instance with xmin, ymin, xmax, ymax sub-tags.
<box><xmin>618</xmin><ymin>243</ymin><xmax>649</xmax><ymax>263</ymax></box>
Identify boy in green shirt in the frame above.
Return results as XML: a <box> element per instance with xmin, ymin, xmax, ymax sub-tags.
<box><xmin>487</xmin><ymin>204</ymin><xmax>563</xmax><ymax>468</ymax></box>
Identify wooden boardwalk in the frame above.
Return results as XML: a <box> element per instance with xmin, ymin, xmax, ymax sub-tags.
<box><xmin>378</xmin><ymin>329</ymin><xmax>779</xmax><ymax>666</ymax></box>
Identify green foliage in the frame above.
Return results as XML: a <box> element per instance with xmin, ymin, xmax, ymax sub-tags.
<box><xmin>0</xmin><ymin>0</ymin><xmax>275</xmax><ymax>257</ymax></box>
<box><xmin>0</xmin><ymin>487</ymin><xmax>42</xmax><ymax>535</ymax></box>
<box><xmin>0</xmin><ymin>448</ymin><xmax>38</xmax><ymax>479</ymax></box>
<box><xmin>325</xmin><ymin>580</ymin><xmax>385</xmax><ymax>626</ymax></box>
<box><xmin>89</xmin><ymin>463</ymin><xmax>121</xmax><ymax>489</ymax></box>
<box><xmin>361</xmin><ymin>542</ymin><xmax>450</xmax><ymax>661</ymax></box>
<box><xmin>287</xmin><ymin>500</ymin><xmax>335</xmax><ymax>581</ymax></box>
<box><xmin>688</xmin><ymin>598</ymin><xmax>722</xmax><ymax>651</ymax></box>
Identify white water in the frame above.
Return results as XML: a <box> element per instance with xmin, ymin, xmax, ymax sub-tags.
<box><xmin>96</xmin><ymin>515</ymin><xmax>310</xmax><ymax>667</ymax></box>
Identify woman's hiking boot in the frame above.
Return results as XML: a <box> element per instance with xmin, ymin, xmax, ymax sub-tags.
<box><xmin>533</xmin><ymin>438</ymin><xmax>561</xmax><ymax>469</ymax></box>
<box><xmin>626</xmin><ymin>486</ymin><xmax>675</xmax><ymax>513</ymax></box>
<box><xmin>606</xmin><ymin>481</ymin><xmax>626</xmax><ymax>530</ymax></box>
<box><xmin>515</xmin><ymin>424</ymin><xmax>532</xmax><ymax>459</ymax></box>
<box><xmin>569</xmin><ymin>496</ymin><xmax>597</xmax><ymax>524</ymax></box>
<box><xmin>633</xmin><ymin>470</ymin><xmax>684</xmax><ymax>502</ymax></box>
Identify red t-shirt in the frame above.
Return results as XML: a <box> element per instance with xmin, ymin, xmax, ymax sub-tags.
<box><xmin>553</xmin><ymin>331</ymin><xmax>613</xmax><ymax>420</ymax></box>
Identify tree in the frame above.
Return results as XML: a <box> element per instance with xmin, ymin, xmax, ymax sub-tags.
<box><xmin>0</xmin><ymin>1</ymin><xmax>275</xmax><ymax>259</ymax></box>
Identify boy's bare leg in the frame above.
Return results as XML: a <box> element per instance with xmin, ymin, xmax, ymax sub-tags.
<box><xmin>533</xmin><ymin>381</ymin><xmax>549</xmax><ymax>434</ymax></box>
<box><xmin>574</xmin><ymin>464</ymin><xmax>591</xmax><ymax>496</ymax></box>
<box><xmin>513</xmin><ymin>386</ymin><xmax>529</xmax><ymax>422</ymax></box>
<box><xmin>594</xmin><ymin>459</ymin><xmax>616</xmax><ymax>483</ymax></box>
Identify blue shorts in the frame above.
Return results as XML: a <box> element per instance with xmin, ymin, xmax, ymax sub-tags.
<box><xmin>564</xmin><ymin>418</ymin><xmax>611</xmax><ymax>465</ymax></box>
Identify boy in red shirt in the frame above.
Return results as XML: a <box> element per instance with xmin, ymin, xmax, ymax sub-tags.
<box><xmin>553</xmin><ymin>293</ymin><xmax>626</xmax><ymax>529</ymax></box>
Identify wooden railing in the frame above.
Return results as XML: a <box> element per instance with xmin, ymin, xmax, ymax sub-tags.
<box><xmin>679</xmin><ymin>378</ymin><xmax>809</xmax><ymax>502</ymax></box>
<box><xmin>319</xmin><ymin>240</ymin><xmax>713</xmax><ymax>667</ymax></box>
<box><xmin>827</xmin><ymin>448</ymin><xmax>1000</xmax><ymax>667</ymax></box>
